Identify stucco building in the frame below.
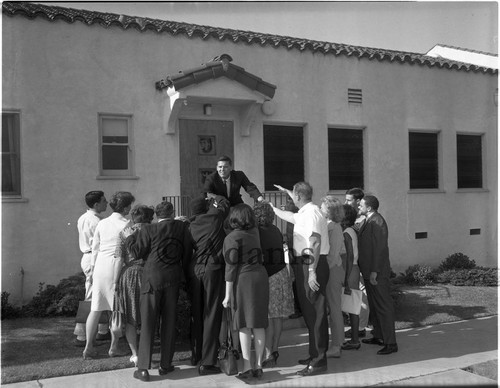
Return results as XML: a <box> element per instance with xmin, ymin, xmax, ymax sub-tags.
<box><xmin>2</xmin><ymin>2</ymin><xmax>498</xmax><ymax>304</ymax></box>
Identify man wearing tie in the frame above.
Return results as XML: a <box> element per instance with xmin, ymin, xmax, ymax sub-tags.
<box><xmin>202</xmin><ymin>155</ymin><xmax>264</xmax><ymax>207</ymax></box>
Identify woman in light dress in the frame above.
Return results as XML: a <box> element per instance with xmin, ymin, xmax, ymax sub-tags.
<box><xmin>83</xmin><ymin>191</ymin><xmax>135</xmax><ymax>359</ymax></box>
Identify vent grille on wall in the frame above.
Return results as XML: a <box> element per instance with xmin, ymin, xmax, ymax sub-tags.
<box><xmin>415</xmin><ymin>232</ymin><xmax>427</xmax><ymax>239</ymax></box>
<box><xmin>470</xmin><ymin>228</ymin><xmax>481</xmax><ymax>235</ymax></box>
<box><xmin>348</xmin><ymin>88</ymin><xmax>362</xmax><ymax>104</ymax></box>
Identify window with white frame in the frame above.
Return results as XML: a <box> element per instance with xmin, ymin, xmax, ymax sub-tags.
<box><xmin>409</xmin><ymin>131</ymin><xmax>439</xmax><ymax>189</ymax></box>
<box><xmin>328</xmin><ymin>127</ymin><xmax>364</xmax><ymax>190</ymax></box>
<box><xmin>99</xmin><ymin>114</ymin><xmax>133</xmax><ymax>177</ymax></box>
<box><xmin>2</xmin><ymin>112</ymin><xmax>21</xmax><ymax>196</ymax></box>
<box><xmin>457</xmin><ymin>134</ymin><xmax>483</xmax><ymax>189</ymax></box>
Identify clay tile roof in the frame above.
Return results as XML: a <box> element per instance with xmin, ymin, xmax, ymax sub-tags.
<box><xmin>155</xmin><ymin>54</ymin><xmax>277</xmax><ymax>98</ymax></box>
<box><xmin>3</xmin><ymin>1</ymin><xmax>497</xmax><ymax>75</ymax></box>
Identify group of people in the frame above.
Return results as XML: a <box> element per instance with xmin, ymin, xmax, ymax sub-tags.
<box><xmin>74</xmin><ymin>155</ymin><xmax>397</xmax><ymax>383</ymax></box>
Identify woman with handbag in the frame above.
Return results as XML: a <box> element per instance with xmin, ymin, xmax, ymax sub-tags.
<box><xmin>222</xmin><ymin>204</ymin><xmax>269</xmax><ymax>381</ymax></box>
<box><xmin>340</xmin><ymin>204</ymin><xmax>362</xmax><ymax>350</ymax></box>
<box><xmin>320</xmin><ymin>196</ymin><xmax>346</xmax><ymax>358</ymax></box>
<box><xmin>113</xmin><ymin>205</ymin><xmax>155</xmax><ymax>366</ymax></box>
<box><xmin>82</xmin><ymin>191</ymin><xmax>135</xmax><ymax>360</ymax></box>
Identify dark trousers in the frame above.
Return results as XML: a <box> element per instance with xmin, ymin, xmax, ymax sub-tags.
<box><xmin>188</xmin><ymin>275</ymin><xmax>203</xmax><ymax>362</ymax></box>
<box><xmin>365</xmin><ymin>276</ymin><xmax>396</xmax><ymax>345</ymax></box>
<box><xmin>137</xmin><ymin>283</ymin><xmax>180</xmax><ymax>370</ymax></box>
<box><xmin>190</xmin><ymin>268</ymin><xmax>225</xmax><ymax>366</ymax></box>
<box><xmin>294</xmin><ymin>255</ymin><xmax>329</xmax><ymax>365</ymax></box>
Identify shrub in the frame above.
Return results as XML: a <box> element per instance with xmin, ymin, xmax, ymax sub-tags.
<box><xmin>400</xmin><ymin>264</ymin><xmax>436</xmax><ymax>285</ymax></box>
<box><xmin>435</xmin><ymin>267</ymin><xmax>498</xmax><ymax>286</ymax></box>
<box><xmin>438</xmin><ymin>253</ymin><xmax>476</xmax><ymax>273</ymax></box>
<box><xmin>22</xmin><ymin>273</ymin><xmax>85</xmax><ymax>317</ymax></box>
<box><xmin>1</xmin><ymin>291</ymin><xmax>21</xmax><ymax>319</ymax></box>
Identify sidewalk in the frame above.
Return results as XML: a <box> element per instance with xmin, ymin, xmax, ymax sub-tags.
<box><xmin>6</xmin><ymin>315</ymin><xmax>498</xmax><ymax>387</ymax></box>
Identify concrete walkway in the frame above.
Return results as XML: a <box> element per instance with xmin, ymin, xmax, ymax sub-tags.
<box><xmin>6</xmin><ymin>316</ymin><xmax>498</xmax><ymax>387</ymax></box>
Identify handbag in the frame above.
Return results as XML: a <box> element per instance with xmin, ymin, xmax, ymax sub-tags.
<box><xmin>75</xmin><ymin>300</ymin><xmax>110</xmax><ymax>324</ymax></box>
<box><xmin>217</xmin><ymin>308</ymin><xmax>239</xmax><ymax>376</ymax></box>
<box><xmin>341</xmin><ymin>287</ymin><xmax>363</xmax><ymax>315</ymax></box>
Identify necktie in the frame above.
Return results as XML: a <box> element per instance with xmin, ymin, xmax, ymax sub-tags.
<box><xmin>223</xmin><ymin>179</ymin><xmax>229</xmax><ymax>197</ymax></box>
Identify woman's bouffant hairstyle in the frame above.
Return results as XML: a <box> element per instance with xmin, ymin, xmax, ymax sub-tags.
<box><xmin>253</xmin><ymin>202</ymin><xmax>275</xmax><ymax>227</ymax></box>
<box><xmin>341</xmin><ymin>204</ymin><xmax>357</xmax><ymax>229</ymax></box>
<box><xmin>228</xmin><ymin>203</ymin><xmax>256</xmax><ymax>230</ymax></box>
<box><xmin>130</xmin><ymin>205</ymin><xmax>155</xmax><ymax>224</ymax></box>
<box><xmin>109</xmin><ymin>191</ymin><xmax>135</xmax><ymax>213</ymax></box>
<box><xmin>321</xmin><ymin>195</ymin><xmax>345</xmax><ymax>223</ymax></box>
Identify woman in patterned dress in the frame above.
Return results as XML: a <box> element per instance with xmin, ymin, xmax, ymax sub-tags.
<box><xmin>254</xmin><ymin>202</ymin><xmax>294</xmax><ymax>368</ymax></box>
<box><xmin>113</xmin><ymin>205</ymin><xmax>155</xmax><ymax>366</ymax></box>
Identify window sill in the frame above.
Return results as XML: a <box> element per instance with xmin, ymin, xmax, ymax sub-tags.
<box><xmin>2</xmin><ymin>196</ymin><xmax>29</xmax><ymax>203</ymax></box>
<box><xmin>96</xmin><ymin>175</ymin><xmax>139</xmax><ymax>180</ymax></box>
<box><xmin>408</xmin><ymin>189</ymin><xmax>446</xmax><ymax>194</ymax></box>
<box><xmin>456</xmin><ymin>188</ymin><xmax>489</xmax><ymax>193</ymax></box>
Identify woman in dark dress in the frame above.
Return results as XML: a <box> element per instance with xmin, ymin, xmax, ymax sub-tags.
<box><xmin>222</xmin><ymin>204</ymin><xmax>269</xmax><ymax>381</ymax></box>
<box><xmin>254</xmin><ymin>202</ymin><xmax>294</xmax><ymax>368</ymax></box>
<box><xmin>113</xmin><ymin>205</ymin><xmax>155</xmax><ymax>366</ymax></box>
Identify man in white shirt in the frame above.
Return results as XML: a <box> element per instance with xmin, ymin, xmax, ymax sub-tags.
<box><xmin>74</xmin><ymin>191</ymin><xmax>109</xmax><ymax>346</ymax></box>
<box><xmin>271</xmin><ymin>182</ymin><xmax>330</xmax><ymax>376</ymax></box>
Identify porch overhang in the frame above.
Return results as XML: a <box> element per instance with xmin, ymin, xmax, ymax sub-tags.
<box><xmin>156</xmin><ymin>54</ymin><xmax>277</xmax><ymax>135</ymax></box>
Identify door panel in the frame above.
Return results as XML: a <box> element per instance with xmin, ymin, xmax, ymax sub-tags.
<box><xmin>179</xmin><ymin>119</ymin><xmax>234</xmax><ymax>201</ymax></box>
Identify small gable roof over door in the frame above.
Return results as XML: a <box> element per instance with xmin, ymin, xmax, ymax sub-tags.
<box><xmin>155</xmin><ymin>54</ymin><xmax>276</xmax><ymax>99</ymax></box>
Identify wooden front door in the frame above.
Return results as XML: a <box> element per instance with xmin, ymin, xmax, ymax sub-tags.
<box><xmin>179</xmin><ymin>119</ymin><xmax>234</xmax><ymax>201</ymax></box>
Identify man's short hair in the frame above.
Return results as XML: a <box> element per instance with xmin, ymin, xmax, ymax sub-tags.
<box><xmin>85</xmin><ymin>191</ymin><xmax>105</xmax><ymax>208</ymax></box>
<box><xmin>363</xmin><ymin>195</ymin><xmax>379</xmax><ymax>211</ymax></box>
<box><xmin>217</xmin><ymin>155</ymin><xmax>232</xmax><ymax>166</ymax></box>
<box><xmin>155</xmin><ymin>201</ymin><xmax>174</xmax><ymax>219</ymax></box>
<box><xmin>346</xmin><ymin>187</ymin><xmax>364</xmax><ymax>201</ymax></box>
<box><xmin>293</xmin><ymin>182</ymin><xmax>313</xmax><ymax>201</ymax></box>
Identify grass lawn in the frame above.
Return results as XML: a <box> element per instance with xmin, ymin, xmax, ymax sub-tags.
<box><xmin>1</xmin><ymin>285</ymin><xmax>497</xmax><ymax>384</ymax></box>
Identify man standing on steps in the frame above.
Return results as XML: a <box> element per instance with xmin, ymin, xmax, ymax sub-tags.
<box><xmin>203</xmin><ymin>155</ymin><xmax>264</xmax><ymax>207</ymax></box>
<box><xmin>357</xmin><ymin>195</ymin><xmax>398</xmax><ymax>355</ymax></box>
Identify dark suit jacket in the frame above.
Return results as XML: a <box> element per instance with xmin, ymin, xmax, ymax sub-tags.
<box><xmin>202</xmin><ymin>170</ymin><xmax>262</xmax><ymax>206</ymax></box>
<box><xmin>358</xmin><ymin>212</ymin><xmax>391</xmax><ymax>279</ymax></box>
<box><xmin>189</xmin><ymin>196</ymin><xmax>230</xmax><ymax>278</ymax></box>
<box><xmin>126</xmin><ymin>219</ymin><xmax>193</xmax><ymax>292</ymax></box>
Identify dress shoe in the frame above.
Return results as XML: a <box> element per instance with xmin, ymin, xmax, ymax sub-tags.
<box><xmin>345</xmin><ymin>328</ymin><xmax>366</xmax><ymax>338</ymax></box>
<box><xmin>341</xmin><ymin>341</ymin><xmax>361</xmax><ymax>350</ymax></box>
<box><xmin>298</xmin><ymin>356</ymin><xmax>313</xmax><ymax>365</ymax></box>
<box><xmin>95</xmin><ymin>332</ymin><xmax>111</xmax><ymax>341</ymax></box>
<box><xmin>377</xmin><ymin>344</ymin><xmax>398</xmax><ymax>355</ymax></box>
<box><xmin>262</xmin><ymin>351</ymin><xmax>279</xmax><ymax>368</ymax></box>
<box><xmin>158</xmin><ymin>365</ymin><xmax>175</xmax><ymax>375</ymax></box>
<box><xmin>198</xmin><ymin>365</ymin><xmax>221</xmax><ymax>375</ymax></box>
<box><xmin>253</xmin><ymin>368</ymin><xmax>263</xmax><ymax>379</ymax></box>
<box><xmin>235</xmin><ymin>369</ymin><xmax>254</xmax><ymax>381</ymax></box>
<box><xmin>296</xmin><ymin>364</ymin><xmax>327</xmax><ymax>377</ymax></box>
<box><xmin>362</xmin><ymin>337</ymin><xmax>384</xmax><ymax>346</ymax></box>
<box><xmin>133</xmin><ymin>369</ymin><xmax>150</xmax><ymax>382</ymax></box>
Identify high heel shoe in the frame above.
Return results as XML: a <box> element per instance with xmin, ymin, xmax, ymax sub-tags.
<box><xmin>129</xmin><ymin>355</ymin><xmax>138</xmax><ymax>367</ymax></box>
<box><xmin>262</xmin><ymin>351</ymin><xmax>279</xmax><ymax>368</ymax></box>
<box><xmin>235</xmin><ymin>369</ymin><xmax>254</xmax><ymax>381</ymax></box>
<box><xmin>341</xmin><ymin>341</ymin><xmax>361</xmax><ymax>350</ymax></box>
<box><xmin>83</xmin><ymin>349</ymin><xmax>98</xmax><ymax>359</ymax></box>
<box><xmin>108</xmin><ymin>350</ymin><xmax>127</xmax><ymax>357</ymax></box>
<box><xmin>253</xmin><ymin>368</ymin><xmax>263</xmax><ymax>379</ymax></box>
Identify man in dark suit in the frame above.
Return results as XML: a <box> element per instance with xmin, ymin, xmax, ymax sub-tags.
<box><xmin>187</xmin><ymin>195</ymin><xmax>230</xmax><ymax>375</ymax></box>
<box><xmin>126</xmin><ymin>201</ymin><xmax>193</xmax><ymax>382</ymax></box>
<box><xmin>357</xmin><ymin>195</ymin><xmax>398</xmax><ymax>355</ymax></box>
<box><xmin>202</xmin><ymin>155</ymin><xmax>264</xmax><ymax>206</ymax></box>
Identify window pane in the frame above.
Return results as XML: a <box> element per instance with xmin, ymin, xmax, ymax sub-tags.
<box><xmin>264</xmin><ymin>125</ymin><xmax>304</xmax><ymax>191</ymax></box>
<box><xmin>102</xmin><ymin>145</ymin><xmax>128</xmax><ymax>170</ymax></box>
<box><xmin>1</xmin><ymin>113</ymin><xmax>21</xmax><ymax>195</ymax></box>
<box><xmin>409</xmin><ymin>132</ymin><xmax>438</xmax><ymax>189</ymax></box>
<box><xmin>457</xmin><ymin>134</ymin><xmax>482</xmax><ymax>188</ymax></box>
<box><xmin>328</xmin><ymin>128</ymin><xmax>363</xmax><ymax>190</ymax></box>
<box><xmin>102</xmin><ymin>118</ymin><xmax>128</xmax><ymax>136</ymax></box>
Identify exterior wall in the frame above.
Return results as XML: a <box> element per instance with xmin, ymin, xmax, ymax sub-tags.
<box><xmin>2</xmin><ymin>14</ymin><xmax>497</xmax><ymax>304</ymax></box>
